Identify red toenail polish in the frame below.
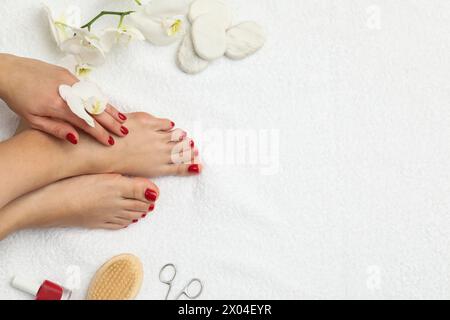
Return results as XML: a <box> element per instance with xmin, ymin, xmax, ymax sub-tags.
<box><xmin>141</xmin><ymin>213</ymin><xmax>147</xmax><ymax>218</ymax></box>
<box><xmin>190</xmin><ymin>140</ymin><xmax>194</xmax><ymax>148</ymax></box>
<box><xmin>188</xmin><ymin>164</ymin><xmax>200</xmax><ymax>174</ymax></box>
<box><xmin>66</xmin><ymin>133</ymin><xmax>78</xmax><ymax>145</ymax></box>
<box><xmin>145</xmin><ymin>189</ymin><xmax>158</xmax><ymax>201</ymax></box>
<box><xmin>108</xmin><ymin>136</ymin><xmax>115</xmax><ymax>146</ymax></box>
<box><xmin>149</xmin><ymin>204</ymin><xmax>155</xmax><ymax>212</ymax></box>
<box><xmin>118</xmin><ymin>113</ymin><xmax>127</xmax><ymax>121</ymax></box>
<box><xmin>170</xmin><ymin>121</ymin><xmax>175</xmax><ymax>128</ymax></box>
<box><xmin>120</xmin><ymin>126</ymin><xmax>129</xmax><ymax>135</ymax></box>
<box><xmin>132</xmin><ymin>219</ymin><xmax>138</xmax><ymax>223</ymax></box>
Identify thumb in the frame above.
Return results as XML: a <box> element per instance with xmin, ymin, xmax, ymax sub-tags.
<box><xmin>31</xmin><ymin>116</ymin><xmax>80</xmax><ymax>145</ymax></box>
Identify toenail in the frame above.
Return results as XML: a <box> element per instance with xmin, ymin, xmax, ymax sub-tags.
<box><xmin>145</xmin><ymin>189</ymin><xmax>158</xmax><ymax>201</ymax></box>
<box><xmin>118</xmin><ymin>113</ymin><xmax>127</xmax><ymax>121</ymax></box>
<box><xmin>179</xmin><ymin>132</ymin><xmax>187</xmax><ymax>141</ymax></box>
<box><xmin>66</xmin><ymin>133</ymin><xmax>78</xmax><ymax>145</ymax></box>
<box><xmin>190</xmin><ymin>140</ymin><xmax>195</xmax><ymax>148</ymax></box>
<box><xmin>132</xmin><ymin>219</ymin><xmax>138</xmax><ymax>223</ymax></box>
<box><xmin>108</xmin><ymin>136</ymin><xmax>115</xmax><ymax>146</ymax></box>
<box><xmin>170</xmin><ymin>121</ymin><xmax>175</xmax><ymax>128</ymax></box>
<box><xmin>149</xmin><ymin>203</ymin><xmax>155</xmax><ymax>212</ymax></box>
<box><xmin>120</xmin><ymin>126</ymin><xmax>129</xmax><ymax>135</ymax></box>
<box><xmin>141</xmin><ymin>213</ymin><xmax>147</xmax><ymax>218</ymax></box>
<box><xmin>188</xmin><ymin>164</ymin><xmax>200</xmax><ymax>174</ymax></box>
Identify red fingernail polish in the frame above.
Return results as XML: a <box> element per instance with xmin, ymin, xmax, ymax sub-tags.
<box><xmin>141</xmin><ymin>213</ymin><xmax>147</xmax><ymax>218</ymax></box>
<box><xmin>108</xmin><ymin>136</ymin><xmax>115</xmax><ymax>146</ymax></box>
<box><xmin>66</xmin><ymin>133</ymin><xmax>78</xmax><ymax>145</ymax></box>
<box><xmin>170</xmin><ymin>121</ymin><xmax>175</xmax><ymax>128</ymax></box>
<box><xmin>120</xmin><ymin>126</ymin><xmax>129</xmax><ymax>135</ymax></box>
<box><xmin>145</xmin><ymin>189</ymin><xmax>157</xmax><ymax>201</ymax></box>
<box><xmin>132</xmin><ymin>219</ymin><xmax>138</xmax><ymax>223</ymax></box>
<box><xmin>188</xmin><ymin>164</ymin><xmax>200</xmax><ymax>174</ymax></box>
<box><xmin>190</xmin><ymin>140</ymin><xmax>195</xmax><ymax>148</ymax></box>
<box><xmin>118</xmin><ymin>113</ymin><xmax>127</xmax><ymax>121</ymax></box>
<box><xmin>149</xmin><ymin>204</ymin><xmax>155</xmax><ymax>212</ymax></box>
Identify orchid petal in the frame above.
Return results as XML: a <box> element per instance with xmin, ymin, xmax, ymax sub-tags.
<box><xmin>59</xmin><ymin>84</ymin><xmax>96</xmax><ymax>127</ymax></box>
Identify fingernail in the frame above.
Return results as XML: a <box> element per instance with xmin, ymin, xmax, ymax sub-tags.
<box><xmin>188</xmin><ymin>164</ymin><xmax>200</xmax><ymax>174</ymax></box>
<box><xmin>141</xmin><ymin>213</ymin><xmax>147</xmax><ymax>218</ymax></box>
<box><xmin>149</xmin><ymin>203</ymin><xmax>155</xmax><ymax>212</ymax></box>
<box><xmin>66</xmin><ymin>133</ymin><xmax>78</xmax><ymax>145</ymax></box>
<box><xmin>108</xmin><ymin>136</ymin><xmax>115</xmax><ymax>146</ymax></box>
<box><xmin>190</xmin><ymin>140</ymin><xmax>195</xmax><ymax>148</ymax></box>
<box><xmin>170</xmin><ymin>121</ymin><xmax>175</xmax><ymax>128</ymax></box>
<box><xmin>145</xmin><ymin>189</ymin><xmax>158</xmax><ymax>201</ymax></box>
<box><xmin>120</xmin><ymin>126</ymin><xmax>129</xmax><ymax>135</ymax></box>
<box><xmin>118</xmin><ymin>113</ymin><xmax>127</xmax><ymax>121</ymax></box>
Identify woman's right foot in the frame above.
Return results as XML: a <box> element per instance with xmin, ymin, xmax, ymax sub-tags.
<box><xmin>76</xmin><ymin>112</ymin><xmax>202</xmax><ymax>178</ymax></box>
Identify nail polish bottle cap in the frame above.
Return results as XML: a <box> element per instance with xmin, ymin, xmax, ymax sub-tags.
<box><xmin>11</xmin><ymin>276</ymin><xmax>41</xmax><ymax>297</ymax></box>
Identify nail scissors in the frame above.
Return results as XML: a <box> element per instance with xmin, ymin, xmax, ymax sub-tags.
<box><xmin>159</xmin><ymin>263</ymin><xmax>203</xmax><ymax>300</ymax></box>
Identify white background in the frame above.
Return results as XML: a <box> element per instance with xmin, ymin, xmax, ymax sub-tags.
<box><xmin>0</xmin><ymin>0</ymin><xmax>450</xmax><ymax>299</ymax></box>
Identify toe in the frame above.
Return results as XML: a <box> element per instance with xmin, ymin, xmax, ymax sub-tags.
<box><xmin>153</xmin><ymin>118</ymin><xmax>175</xmax><ymax>131</ymax></box>
<box><xmin>169</xmin><ymin>129</ymin><xmax>187</xmax><ymax>142</ymax></box>
<box><xmin>170</xmin><ymin>148</ymin><xmax>197</xmax><ymax>164</ymax></box>
<box><xmin>163</xmin><ymin>163</ymin><xmax>202</xmax><ymax>176</ymax></box>
<box><xmin>120</xmin><ymin>176</ymin><xmax>160</xmax><ymax>203</ymax></box>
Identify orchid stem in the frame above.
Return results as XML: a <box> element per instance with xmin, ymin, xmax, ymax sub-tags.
<box><xmin>81</xmin><ymin>11</ymin><xmax>135</xmax><ymax>31</ymax></box>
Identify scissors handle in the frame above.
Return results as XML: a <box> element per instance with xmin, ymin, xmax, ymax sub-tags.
<box><xmin>175</xmin><ymin>278</ymin><xmax>203</xmax><ymax>300</ymax></box>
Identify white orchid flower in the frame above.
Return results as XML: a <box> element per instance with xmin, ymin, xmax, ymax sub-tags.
<box><xmin>59</xmin><ymin>81</ymin><xmax>108</xmax><ymax>127</ymax></box>
<box><xmin>128</xmin><ymin>0</ymin><xmax>190</xmax><ymax>46</ymax></box>
<box><xmin>45</xmin><ymin>5</ymin><xmax>81</xmax><ymax>47</ymax></box>
<box><xmin>59</xmin><ymin>54</ymin><xmax>93</xmax><ymax>78</ymax></box>
<box><xmin>99</xmin><ymin>26</ymin><xmax>145</xmax><ymax>52</ymax></box>
<box><xmin>59</xmin><ymin>28</ymin><xmax>106</xmax><ymax>66</ymax></box>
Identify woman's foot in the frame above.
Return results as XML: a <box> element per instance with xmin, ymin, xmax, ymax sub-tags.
<box><xmin>0</xmin><ymin>174</ymin><xmax>159</xmax><ymax>240</ymax></box>
<box><xmin>70</xmin><ymin>112</ymin><xmax>202</xmax><ymax>177</ymax></box>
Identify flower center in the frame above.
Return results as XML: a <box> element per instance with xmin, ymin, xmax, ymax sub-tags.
<box><xmin>167</xmin><ymin>19</ymin><xmax>182</xmax><ymax>36</ymax></box>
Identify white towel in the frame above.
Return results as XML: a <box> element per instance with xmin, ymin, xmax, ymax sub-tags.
<box><xmin>1</xmin><ymin>0</ymin><xmax>450</xmax><ymax>299</ymax></box>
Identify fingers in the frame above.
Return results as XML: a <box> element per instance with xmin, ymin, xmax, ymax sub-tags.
<box><xmin>93</xmin><ymin>112</ymin><xmax>129</xmax><ymax>138</ymax></box>
<box><xmin>61</xmin><ymin>112</ymin><xmax>116</xmax><ymax>146</ymax></box>
<box><xmin>30</xmin><ymin>116</ymin><xmax>80</xmax><ymax>145</ymax></box>
<box><xmin>105</xmin><ymin>104</ymin><xmax>127</xmax><ymax>123</ymax></box>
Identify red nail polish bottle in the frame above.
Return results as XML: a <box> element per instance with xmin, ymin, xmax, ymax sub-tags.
<box><xmin>11</xmin><ymin>276</ymin><xmax>72</xmax><ymax>300</ymax></box>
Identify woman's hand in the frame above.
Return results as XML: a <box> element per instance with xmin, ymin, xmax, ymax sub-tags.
<box><xmin>0</xmin><ymin>54</ymin><xmax>128</xmax><ymax>145</ymax></box>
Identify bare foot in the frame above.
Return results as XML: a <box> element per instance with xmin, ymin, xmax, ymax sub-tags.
<box><xmin>90</xmin><ymin>112</ymin><xmax>202</xmax><ymax>177</ymax></box>
<box><xmin>0</xmin><ymin>174</ymin><xmax>159</xmax><ymax>240</ymax></box>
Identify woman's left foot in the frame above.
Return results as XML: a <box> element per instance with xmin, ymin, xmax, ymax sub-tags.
<box><xmin>0</xmin><ymin>174</ymin><xmax>160</xmax><ymax>240</ymax></box>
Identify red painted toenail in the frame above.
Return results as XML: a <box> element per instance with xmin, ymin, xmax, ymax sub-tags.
<box><xmin>145</xmin><ymin>189</ymin><xmax>158</xmax><ymax>201</ymax></box>
<box><xmin>190</xmin><ymin>140</ymin><xmax>194</xmax><ymax>148</ymax></box>
<box><xmin>108</xmin><ymin>136</ymin><xmax>115</xmax><ymax>146</ymax></box>
<box><xmin>120</xmin><ymin>126</ymin><xmax>129</xmax><ymax>135</ymax></box>
<box><xmin>141</xmin><ymin>213</ymin><xmax>147</xmax><ymax>218</ymax></box>
<box><xmin>132</xmin><ymin>219</ymin><xmax>138</xmax><ymax>223</ymax></box>
<box><xmin>188</xmin><ymin>164</ymin><xmax>200</xmax><ymax>174</ymax></box>
<box><xmin>118</xmin><ymin>113</ymin><xmax>127</xmax><ymax>121</ymax></box>
<box><xmin>66</xmin><ymin>133</ymin><xmax>78</xmax><ymax>145</ymax></box>
<box><xmin>170</xmin><ymin>121</ymin><xmax>175</xmax><ymax>128</ymax></box>
<box><xmin>149</xmin><ymin>203</ymin><xmax>155</xmax><ymax>212</ymax></box>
